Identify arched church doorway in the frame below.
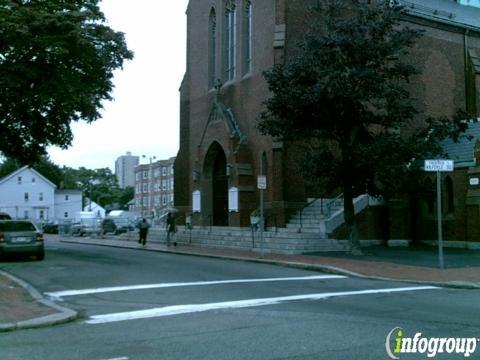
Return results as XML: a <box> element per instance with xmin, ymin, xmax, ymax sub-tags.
<box><xmin>203</xmin><ymin>142</ymin><xmax>229</xmax><ymax>226</ymax></box>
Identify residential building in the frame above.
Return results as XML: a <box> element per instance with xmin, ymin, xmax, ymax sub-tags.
<box><xmin>0</xmin><ymin>166</ymin><xmax>82</xmax><ymax>224</ymax></box>
<box><xmin>174</xmin><ymin>0</ymin><xmax>480</xmax><ymax>245</ymax></box>
<box><xmin>55</xmin><ymin>190</ymin><xmax>83</xmax><ymax>221</ymax></box>
<box><xmin>133</xmin><ymin>157</ymin><xmax>175</xmax><ymax>218</ymax></box>
<box><xmin>82</xmin><ymin>199</ymin><xmax>106</xmax><ymax>218</ymax></box>
<box><xmin>115</xmin><ymin>151</ymin><xmax>139</xmax><ymax>189</ymax></box>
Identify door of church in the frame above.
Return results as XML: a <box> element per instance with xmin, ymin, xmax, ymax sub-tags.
<box><xmin>212</xmin><ymin>153</ymin><xmax>228</xmax><ymax>226</ymax></box>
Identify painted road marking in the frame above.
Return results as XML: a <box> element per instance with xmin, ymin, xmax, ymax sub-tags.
<box><xmin>45</xmin><ymin>275</ymin><xmax>346</xmax><ymax>299</ymax></box>
<box><xmin>85</xmin><ymin>285</ymin><xmax>438</xmax><ymax>324</ymax></box>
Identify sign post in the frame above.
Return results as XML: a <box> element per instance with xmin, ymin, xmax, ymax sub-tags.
<box><xmin>257</xmin><ymin>175</ymin><xmax>267</xmax><ymax>257</ymax></box>
<box><xmin>424</xmin><ymin>159</ymin><xmax>454</xmax><ymax>269</ymax></box>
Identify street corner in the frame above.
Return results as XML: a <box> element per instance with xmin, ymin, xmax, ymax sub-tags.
<box><xmin>0</xmin><ymin>270</ymin><xmax>79</xmax><ymax>332</ymax></box>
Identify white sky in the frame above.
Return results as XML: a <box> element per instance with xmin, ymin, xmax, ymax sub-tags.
<box><xmin>48</xmin><ymin>0</ymin><xmax>189</xmax><ymax>170</ymax></box>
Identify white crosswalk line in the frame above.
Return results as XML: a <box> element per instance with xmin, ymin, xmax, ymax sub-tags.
<box><xmin>85</xmin><ymin>285</ymin><xmax>439</xmax><ymax>324</ymax></box>
<box><xmin>45</xmin><ymin>275</ymin><xmax>346</xmax><ymax>299</ymax></box>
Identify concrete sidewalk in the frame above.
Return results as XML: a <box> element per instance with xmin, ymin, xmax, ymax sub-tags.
<box><xmin>1</xmin><ymin>235</ymin><xmax>479</xmax><ymax>332</ymax></box>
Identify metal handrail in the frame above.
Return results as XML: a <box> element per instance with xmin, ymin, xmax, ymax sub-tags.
<box><xmin>325</xmin><ymin>193</ymin><xmax>344</xmax><ymax>219</ymax></box>
<box><xmin>298</xmin><ymin>193</ymin><xmax>344</xmax><ymax>231</ymax></box>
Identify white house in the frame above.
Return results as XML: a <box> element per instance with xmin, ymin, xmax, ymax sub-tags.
<box><xmin>0</xmin><ymin>166</ymin><xmax>82</xmax><ymax>223</ymax></box>
<box><xmin>55</xmin><ymin>190</ymin><xmax>83</xmax><ymax>221</ymax></box>
<box><xmin>83</xmin><ymin>199</ymin><xmax>106</xmax><ymax>218</ymax></box>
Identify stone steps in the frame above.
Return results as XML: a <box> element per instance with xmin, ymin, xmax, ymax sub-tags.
<box><xmin>121</xmin><ymin>226</ymin><xmax>347</xmax><ymax>254</ymax></box>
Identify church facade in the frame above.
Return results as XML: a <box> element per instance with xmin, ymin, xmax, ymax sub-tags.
<box><xmin>174</xmin><ymin>0</ymin><xmax>480</xmax><ymax>243</ymax></box>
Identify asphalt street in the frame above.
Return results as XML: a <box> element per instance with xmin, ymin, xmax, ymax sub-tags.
<box><xmin>0</xmin><ymin>240</ymin><xmax>479</xmax><ymax>360</ymax></box>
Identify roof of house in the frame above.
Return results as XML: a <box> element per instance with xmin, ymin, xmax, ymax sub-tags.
<box><xmin>55</xmin><ymin>189</ymin><xmax>82</xmax><ymax>195</ymax></box>
<box><xmin>441</xmin><ymin>120</ymin><xmax>480</xmax><ymax>167</ymax></box>
<box><xmin>402</xmin><ymin>0</ymin><xmax>480</xmax><ymax>31</ymax></box>
<box><xmin>0</xmin><ymin>166</ymin><xmax>57</xmax><ymax>188</ymax></box>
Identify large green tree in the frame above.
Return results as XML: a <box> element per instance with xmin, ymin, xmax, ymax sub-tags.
<box><xmin>259</xmin><ymin>0</ymin><xmax>470</xmax><ymax>254</ymax></box>
<box><xmin>0</xmin><ymin>0</ymin><xmax>133</xmax><ymax>163</ymax></box>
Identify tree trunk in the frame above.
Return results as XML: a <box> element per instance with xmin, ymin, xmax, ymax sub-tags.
<box><xmin>343</xmin><ymin>181</ymin><xmax>362</xmax><ymax>255</ymax></box>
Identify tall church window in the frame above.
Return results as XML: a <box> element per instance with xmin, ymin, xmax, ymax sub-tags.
<box><xmin>225</xmin><ymin>0</ymin><xmax>236</xmax><ymax>81</ymax></box>
<box><xmin>208</xmin><ymin>8</ymin><xmax>217</xmax><ymax>89</ymax></box>
<box><xmin>243</xmin><ymin>0</ymin><xmax>252</xmax><ymax>74</ymax></box>
<box><xmin>445</xmin><ymin>176</ymin><xmax>455</xmax><ymax>214</ymax></box>
<box><xmin>424</xmin><ymin>178</ymin><xmax>435</xmax><ymax>214</ymax></box>
<box><xmin>261</xmin><ymin>152</ymin><xmax>268</xmax><ymax>178</ymax></box>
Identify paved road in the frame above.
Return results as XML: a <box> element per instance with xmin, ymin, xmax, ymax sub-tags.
<box><xmin>1</xmin><ymin>240</ymin><xmax>479</xmax><ymax>360</ymax></box>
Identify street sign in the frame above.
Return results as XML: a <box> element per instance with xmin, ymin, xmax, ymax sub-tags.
<box><xmin>423</xmin><ymin>159</ymin><xmax>454</xmax><ymax>269</ymax></box>
<box><xmin>424</xmin><ymin>159</ymin><xmax>454</xmax><ymax>172</ymax></box>
<box><xmin>257</xmin><ymin>175</ymin><xmax>267</xmax><ymax>189</ymax></box>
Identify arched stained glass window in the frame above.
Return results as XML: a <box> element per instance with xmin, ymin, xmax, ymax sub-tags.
<box><xmin>225</xmin><ymin>0</ymin><xmax>236</xmax><ymax>81</ymax></box>
<box><xmin>208</xmin><ymin>8</ymin><xmax>217</xmax><ymax>89</ymax></box>
<box><xmin>445</xmin><ymin>176</ymin><xmax>455</xmax><ymax>214</ymax></box>
<box><xmin>243</xmin><ymin>0</ymin><xmax>252</xmax><ymax>74</ymax></box>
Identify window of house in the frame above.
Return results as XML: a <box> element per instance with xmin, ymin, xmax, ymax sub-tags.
<box><xmin>39</xmin><ymin>192</ymin><xmax>44</xmax><ymax>201</ymax></box>
<box><xmin>65</xmin><ymin>195</ymin><xmax>69</xmax><ymax>201</ymax></box>
<box><xmin>17</xmin><ymin>176</ymin><xmax>22</xmax><ymax>184</ymax></box>
<box><xmin>143</xmin><ymin>171</ymin><xmax>148</xmax><ymax>179</ymax></box>
<box><xmin>32</xmin><ymin>177</ymin><xmax>36</xmax><ymax>183</ymax></box>
<box><xmin>170</xmin><ymin>165</ymin><xmax>174</xmax><ymax>175</ymax></box>
<box><xmin>209</xmin><ymin>8</ymin><xmax>217</xmax><ymax>89</ymax></box>
<box><xmin>64</xmin><ymin>212</ymin><xmax>69</xmax><ymax>218</ymax></box>
<box><xmin>24</xmin><ymin>210</ymin><xmax>29</xmax><ymax>219</ymax></box>
<box><xmin>162</xmin><ymin>167</ymin><xmax>167</xmax><ymax>176</ymax></box>
<box><xmin>136</xmin><ymin>173</ymin><xmax>140</xmax><ymax>181</ymax></box>
<box><xmin>143</xmin><ymin>183</ymin><xmax>148</xmax><ymax>193</ymax></box>
<box><xmin>162</xmin><ymin>180</ymin><xmax>167</xmax><ymax>191</ymax></box>
<box><xmin>243</xmin><ymin>0</ymin><xmax>252</xmax><ymax>75</ymax></box>
<box><xmin>24</xmin><ymin>192</ymin><xmax>29</xmax><ymax>202</ymax></box>
<box><xmin>39</xmin><ymin>210</ymin><xmax>44</xmax><ymax>220</ymax></box>
<box><xmin>225</xmin><ymin>0</ymin><xmax>237</xmax><ymax>81</ymax></box>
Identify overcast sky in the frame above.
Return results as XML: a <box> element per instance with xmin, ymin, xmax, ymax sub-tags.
<box><xmin>48</xmin><ymin>0</ymin><xmax>189</xmax><ymax>170</ymax></box>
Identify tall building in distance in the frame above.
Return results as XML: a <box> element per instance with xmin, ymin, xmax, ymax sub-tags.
<box><xmin>115</xmin><ymin>152</ymin><xmax>139</xmax><ymax>189</ymax></box>
<box><xmin>133</xmin><ymin>156</ymin><xmax>175</xmax><ymax>218</ymax></box>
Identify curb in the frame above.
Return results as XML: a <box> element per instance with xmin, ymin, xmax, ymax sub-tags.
<box><xmin>0</xmin><ymin>270</ymin><xmax>79</xmax><ymax>332</ymax></box>
<box><xmin>59</xmin><ymin>238</ymin><xmax>480</xmax><ymax>290</ymax></box>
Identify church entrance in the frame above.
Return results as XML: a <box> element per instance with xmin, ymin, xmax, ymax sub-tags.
<box><xmin>203</xmin><ymin>142</ymin><xmax>229</xmax><ymax>226</ymax></box>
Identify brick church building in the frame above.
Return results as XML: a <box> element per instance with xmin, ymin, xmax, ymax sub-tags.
<box><xmin>174</xmin><ymin>0</ymin><xmax>480</xmax><ymax>245</ymax></box>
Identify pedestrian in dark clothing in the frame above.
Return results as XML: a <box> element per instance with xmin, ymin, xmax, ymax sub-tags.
<box><xmin>138</xmin><ymin>218</ymin><xmax>150</xmax><ymax>247</ymax></box>
<box><xmin>166</xmin><ymin>212</ymin><xmax>176</xmax><ymax>246</ymax></box>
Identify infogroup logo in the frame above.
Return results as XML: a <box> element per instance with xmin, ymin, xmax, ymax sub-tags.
<box><xmin>385</xmin><ymin>327</ymin><xmax>479</xmax><ymax>359</ymax></box>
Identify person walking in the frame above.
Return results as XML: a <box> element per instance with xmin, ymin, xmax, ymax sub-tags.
<box><xmin>166</xmin><ymin>212</ymin><xmax>176</xmax><ymax>246</ymax></box>
<box><xmin>138</xmin><ymin>218</ymin><xmax>150</xmax><ymax>247</ymax></box>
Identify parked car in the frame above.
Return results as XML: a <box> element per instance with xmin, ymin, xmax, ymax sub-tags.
<box><xmin>0</xmin><ymin>212</ymin><xmax>12</xmax><ymax>220</ymax></box>
<box><xmin>114</xmin><ymin>224</ymin><xmax>135</xmax><ymax>235</ymax></box>
<box><xmin>42</xmin><ymin>221</ymin><xmax>59</xmax><ymax>234</ymax></box>
<box><xmin>71</xmin><ymin>218</ymin><xmax>101</xmax><ymax>237</ymax></box>
<box><xmin>0</xmin><ymin>220</ymin><xmax>44</xmax><ymax>260</ymax></box>
<box><xmin>101</xmin><ymin>218</ymin><xmax>117</xmax><ymax>234</ymax></box>
<box><xmin>71</xmin><ymin>222</ymin><xmax>87</xmax><ymax>237</ymax></box>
